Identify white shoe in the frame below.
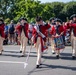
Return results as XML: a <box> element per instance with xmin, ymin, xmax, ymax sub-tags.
<box><xmin>0</xmin><ymin>52</ymin><xmax>2</xmax><ymax>55</ymax></box>
<box><xmin>52</xmin><ymin>50</ymin><xmax>55</xmax><ymax>54</ymax></box>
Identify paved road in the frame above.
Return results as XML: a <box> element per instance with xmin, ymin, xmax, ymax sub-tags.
<box><xmin>0</xmin><ymin>45</ymin><xmax>76</xmax><ymax>75</ymax></box>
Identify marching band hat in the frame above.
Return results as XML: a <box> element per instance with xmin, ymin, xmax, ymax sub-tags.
<box><xmin>54</xmin><ymin>18</ymin><xmax>62</xmax><ymax>24</ymax></box>
<box><xmin>19</xmin><ymin>17</ymin><xmax>27</xmax><ymax>22</ymax></box>
<box><xmin>36</xmin><ymin>16</ymin><xmax>42</xmax><ymax>22</ymax></box>
<box><xmin>0</xmin><ymin>18</ymin><xmax>3</xmax><ymax>22</ymax></box>
<box><xmin>70</xmin><ymin>14</ymin><xmax>76</xmax><ymax>20</ymax></box>
<box><xmin>49</xmin><ymin>17</ymin><xmax>55</xmax><ymax>22</ymax></box>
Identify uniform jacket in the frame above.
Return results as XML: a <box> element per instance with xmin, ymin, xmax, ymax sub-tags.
<box><xmin>50</xmin><ymin>25</ymin><xmax>65</xmax><ymax>36</ymax></box>
<box><xmin>71</xmin><ymin>23</ymin><xmax>76</xmax><ymax>36</ymax></box>
<box><xmin>0</xmin><ymin>23</ymin><xmax>5</xmax><ymax>38</ymax></box>
<box><xmin>16</xmin><ymin>23</ymin><xmax>29</xmax><ymax>38</ymax></box>
<box><xmin>32</xmin><ymin>24</ymin><xmax>51</xmax><ymax>40</ymax></box>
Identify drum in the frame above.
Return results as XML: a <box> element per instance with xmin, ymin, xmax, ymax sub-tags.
<box><xmin>54</xmin><ymin>36</ymin><xmax>65</xmax><ymax>50</ymax></box>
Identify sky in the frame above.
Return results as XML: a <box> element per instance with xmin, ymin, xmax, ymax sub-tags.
<box><xmin>38</xmin><ymin>0</ymin><xmax>76</xmax><ymax>3</ymax></box>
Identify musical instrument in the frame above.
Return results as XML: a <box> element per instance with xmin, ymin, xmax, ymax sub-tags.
<box><xmin>54</xmin><ymin>36</ymin><xmax>65</xmax><ymax>50</ymax></box>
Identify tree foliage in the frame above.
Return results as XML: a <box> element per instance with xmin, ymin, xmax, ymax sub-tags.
<box><xmin>0</xmin><ymin>0</ymin><xmax>76</xmax><ymax>23</ymax></box>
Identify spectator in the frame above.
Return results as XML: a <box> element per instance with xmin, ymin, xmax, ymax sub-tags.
<box><xmin>8</xmin><ymin>20</ymin><xmax>15</xmax><ymax>45</ymax></box>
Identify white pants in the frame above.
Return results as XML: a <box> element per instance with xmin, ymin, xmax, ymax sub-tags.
<box><xmin>36</xmin><ymin>37</ymin><xmax>42</xmax><ymax>65</ymax></box>
<box><xmin>50</xmin><ymin>38</ymin><xmax>55</xmax><ymax>51</ymax></box>
<box><xmin>0</xmin><ymin>36</ymin><xmax>4</xmax><ymax>52</ymax></box>
<box><xmin>71</xmin><ymin>36</ymin><xmax>76</xmax><ymax>56</ymax></box>
<box><xmin>20</xmin><ymin>30</ymin><xmax>28</xmax><ymax>55</ymax></box>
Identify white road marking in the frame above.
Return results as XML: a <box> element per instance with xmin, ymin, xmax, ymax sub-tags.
<box><xmin>0</xmin><ymin>61</ymin><xmax>25</xmax><ymax>64</ymax></box>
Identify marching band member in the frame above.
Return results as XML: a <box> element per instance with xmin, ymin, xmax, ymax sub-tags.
<box><xmin>16</xmin><ymin>17</ymin><xmax>29</xmax><ymax>57</ymax></box>
<box><xmin>70</xmin><ymin>14</ymin><xmax>76</xmax><ymax>59</ymax></box>
<box><xmin>64</xmin><ymin>21</ymin><xmax>71</xmax><ymax>44</ymax></box>
<box><xmin>32</xmin><ymin>16</ymin><xmax>51</xmax><ymax>68</ymax></box>
<box><xmin>51</xmin><ymin>18</ymin><xmax>65</xmax><ymax>59</ymax></box>
<box><xmin>49</xmin><ymin>17</ymin><xmax>56</xmax><ymax>54</ymax></box>
<box><xmin>0</xmin><ymin>19</ymin><xmax>5</xmax><ymax>55</ymax></box>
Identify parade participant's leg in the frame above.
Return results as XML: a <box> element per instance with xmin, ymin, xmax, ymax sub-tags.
<box><xmin>36</xmin><ymin>37</ymin><xmax>42</xmax><ymax>68</ymax></box>
<box><xmin>12</xmin><ymin>33</ymin><xmax>15</xmax><ymax>45</ymax></box>
<box><xmin>47</xmin><ymin>37</ymin><xmax>51</xmax><ymax>46</ymax></box>
<box><xmin>33</xmin><ymin>36</ymin><xmax>37</xmax><ymax>48</ymax></box>
<box><xmin>11</xmin><ymin>34</ymin><xmax>15</xmax><ymax>44</ymax></box>
<box><xmin>62</xmin><ymin>35</ymin><xmax>65</xmax><ymax>45</ymax></box>
<box><xmin>22</xmin><ymin>37</ymin><xmax>28</xmax><ymax>56</ymax></box>
<box><xmin>8</xmin><ymin>33</ymin><xmax>10</xmax><ymax>45</ymax></box>
<box><xmin>72</xmin><ymin>37</ymin><xmax>76</xmax><ymax>59</ymax></box>
<box><xmin>2</xmin><ymin>38</ymin><xmax>4</xmax><ymax>51</ymax></box>
<box><xmin>71</xmin><ymin>34</ymin><xmax>74</xmax><ymax>59</ymax></box>
<box><xmin>11</xmin><ymin>34</ymin><xmax>13</xmax><ymax>44</ymax></box>
<box><xmin>9</xmin><ymin>34</ymin><xmax>12</xmax><ymax>44</ymax></box>
<box><xmin>56</xmin><ymin>50</ymin><xmax>60</xmax><ymax>59</ymax></box>
<box><xmin>20</xmin><ymin>30</ymin><xmax>26</xmax><ymax>56</ymax></box>
<box><xmin>51</xmin><ymin>38</ymin><xmax>55</xmax><ymax>54</ymax></box>
<box><xmin>0</xmin><ymin>36</ymin><xmax>4</xmax><ymax>55</ymax></box>
<box><xmin>20</xmin><ymin>37</ymin><xmax>23</xmax><ymax>53</ymax></box>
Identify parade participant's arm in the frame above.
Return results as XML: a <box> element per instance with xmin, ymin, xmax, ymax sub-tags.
<box><xmin>35</xmin><ymin>26</ymin><xmax>46</xmax><ymax>38</ymax></box>
<box><xmin>66</xmin><ymin>22</ymin><xmax>72</xmax><ymax>35</ymax></box>
<box><xmin>15</xmin><ymin>25</ymin><xmax>21</xmax><ymax>41</ymax></box>
<box><xmin>14</xmin><ymin>28</ymin><xmax>17</xmax><ymax>33</ymax></box>
<box><xmin>28</xmin><ymin>29</ymin><xmax>31</xmax><ymax>39</ymax></box>
<box><xmin>15</xmin><ymin>25</ymin><xmax>21</xmax><ymax>36</ymax></box>
<box><xmin>38</xmin><ymin>31</ymin><xmax>46</xmax><ymax>38</ymax></box>
<box><xmin>0</xmin><ymin>24</ymin><xmax>4</xmax><ymax>31</ymax></box>
<box><xmin>60</xmin><ymin>28</ymin><xmax>64</xmax><ymax>35</ymax></box>
<box><xmin>31</xmin><ymin>28</ymin><xmax>36</xmax><ymax>43</ymax></box>
<box><xmin>50</xmin><ymin>26</ymin><xmax>56</xmax><ymax>38</ymax></box>
<box><xmin>59</xmin><ymin>25</ymin><xmax>65</xmax><ymax>36</ymax></box>
<box><xmin>60</xmin><ymin>32</ymin><xmax>64</xmax><ymax>36</ymax></box>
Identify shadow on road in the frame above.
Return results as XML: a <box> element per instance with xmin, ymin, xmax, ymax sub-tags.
<box><xmin>27</xmin><ymin>64</ymin><xmax>76</xmax><ymax>75</ymax></box>
<box><xmin>60</xmin><ymin>53</ymin><xmax>72</xmax><ymax>56</ymax></box>
<box><xmin>41</xmin><ymin>64</ymin><xmax>76</xmax><ymax>71</ymax></box>
<box><xmin>1</xmin><ymin>54</ymin><xmax>21</xmax><ymax>57</ymax></box>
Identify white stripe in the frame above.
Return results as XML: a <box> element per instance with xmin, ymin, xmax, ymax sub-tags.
<box><xmin>0</xmin><ymin>61</ymin><xmax>25</xmax><ymax>64</ymax></box>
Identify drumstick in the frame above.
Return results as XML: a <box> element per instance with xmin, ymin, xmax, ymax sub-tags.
<box><xmin>24</xmin><ymin>41</ymin><xmax>32</xmax><ymax>69</ymax></box>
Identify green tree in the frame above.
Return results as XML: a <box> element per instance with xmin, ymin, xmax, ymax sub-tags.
<box><xmin>0</xmin><ymin>0</ymin><xmax>76</xmax><ymax>22</ymax></box>
<box><xmin>63</xmin><ymin>1</ymin><xmax>76</xmax><ymax>19</ymax></box>
<box><xmin>0</xmin><ymin>0</ymin><xmax>16</xmax><ymax>19</ymax></box>
<box><xmin>51</xmin><ymin>2</ymin><xmax>65</xmax><ymax>18</ymax></box>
